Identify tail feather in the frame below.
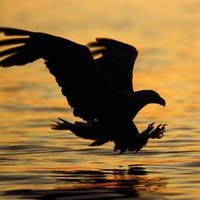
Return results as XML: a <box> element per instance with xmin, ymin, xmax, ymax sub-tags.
<box><xmin>51</xmin><ymin>118</ymin><xmax>99</xmax><ymax>140</ymax></box>
<box><xmin>51</xmin><ymin>118</ymin><xmax>111</xmax><ymax>145</ymax></box>
<box><xmin>51</xmin><ymin>118</ymin><xmax>74</xmax><ymax>130</ymax></box>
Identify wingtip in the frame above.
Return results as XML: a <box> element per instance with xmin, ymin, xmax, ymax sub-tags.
<box><xmin>0</xmin><ymin>27</ymin><xmax>33</xmax><ymax>36</ymax></box>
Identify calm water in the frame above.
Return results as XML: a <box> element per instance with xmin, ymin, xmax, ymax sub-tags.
<box><xmin>1</xmin><ymin>1</ymin><xmax>200</xmax><ymax>199</ymax></box>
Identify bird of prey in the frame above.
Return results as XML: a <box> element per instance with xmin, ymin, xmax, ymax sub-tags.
<box><xmin>0</xmin><ymin>27</ymin><xmax>166</xmax><ymax>153</ymax></box>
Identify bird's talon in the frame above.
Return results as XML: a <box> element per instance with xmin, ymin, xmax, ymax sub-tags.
<box><xmin>148</xmin><ymin>122</ymin><xmax>155</xmax><ymax>128</ymax></box>
<box><xmin>159</xmin><ymin>134</ymin><xmax>164</xmax><ymax>139</ymax></box>
<box><xmin>148</xmin><ymin>123</ymin><xmax>167</xmax><ymax>139</ymax></box>
<box><xmin>157</xmin><ymin>124</ymin><xmax>163</xmax><ymax>129</ymax></box>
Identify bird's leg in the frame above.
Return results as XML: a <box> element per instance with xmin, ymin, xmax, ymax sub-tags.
<box><xmin>113</xmin><ymin>131</ymin><xmax>139</xmax><ymax>154</ymax></box>
<box><xmin>113</xmin><ymin>137</ymin><xmax>128</xmax><ymax>153</ymax></box>
<box><xmin>113</xmin><ymin>122</ymin><xmax>156</xmax><ymax>153</ymax></box>
<box><xmin>130</xmin><ymin>123</ymin><xmax>155</xmax><ymax>153</ymax></box>
<box><xmin>141</xmin><ymin>122</ymin><xmax>155</xmax><ymax>135</ymax></box>
<box><xmin>127</xmin><ymin>122</ymin><xmax>166</xmax><ymax>153</ymax></box>
<box><xmin>148</xmin><ymin>124</ymin><xmax>167</xmax><ymax>139</ymax></box>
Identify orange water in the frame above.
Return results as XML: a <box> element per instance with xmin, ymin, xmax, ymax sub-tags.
<box><xmin>0</xmin><ymin>1</ymin><xmax>200</xmax><ymax>199</ymax></box>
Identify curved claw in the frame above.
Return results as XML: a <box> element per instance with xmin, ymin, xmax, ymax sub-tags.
<box><xmin>160</xmin><ymin>123</ymin><xmax>167</xmax><ymax>128</ymax></box>
<box><xmin>158</xmin><ymin>134</ymin><xmax>164</xmax><ymax>139</ymax></box>
<box><xmin>148</xmin><ymin>122</ymin><xmax>155</xmax><ymax>128</ymax></box>
<box><xmin>157</xmin><ymin>130</ymin><xmax>166</xmax><ymax>138</ymax></box>
<box><xmin>148</xmin><ymin>123</ymin><xmax>167</xmax><ymax>139</ymax></box>
<box><xmin>147</xmin><ymin>122</ymin><xmax>155</xmax><ymax>132</ymax></box>
<box><xmin>154</xmin><ymin>123</ymin><xmax>167</xmax><ymax>131</ymax></box>
<box><xmin>160</xmin><ymin>124</ymin><xmax>167</xmax><ymax>131</ymax></box>
<box><xmin>157</xmin><ymin>124</ymin><xmax>163</xmax><ymax>128</ymax></box>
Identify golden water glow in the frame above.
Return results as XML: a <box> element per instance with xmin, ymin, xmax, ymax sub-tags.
<box><xmin>1</xmin><ymin>1</ymin><xmax>200</xmax><ymax>199</ymax></box>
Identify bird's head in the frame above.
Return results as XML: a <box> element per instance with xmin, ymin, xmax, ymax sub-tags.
<box><xmin>138</xmin><ymin>90</ymin><xmax>166</xmax><ymax>107</ymax></box>
<box><xmin>128</xmin><ymin>90</ymin><xmax>166</xmax><ymax>119</ymax></box>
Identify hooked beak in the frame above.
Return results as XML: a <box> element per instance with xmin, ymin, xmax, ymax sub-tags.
<box><xmin>159</xmin><ymin>97</ymin><xmax>166</xmax><ymax>107</ymax></box>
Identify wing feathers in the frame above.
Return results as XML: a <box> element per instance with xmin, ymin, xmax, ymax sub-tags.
<box><xmin>0</xmin><ymin>28</ymin><xmax>117</xmax><ymax>120</ymax></box>
<box><xmin>88</xmin><ymin>38</ymin><xmax>138</xmax><ymax>93</ymax></box>
<box><xmin>0</xmin><ymin>38</ymin><xmax>29</xmax><ymax>46</ymax></box>
<box><xmin>0</xmin><ymin>27</ymin><xmax>34</xmax><ymax>36</ymax></box>
<box><xmin>0</xmin><ymin>45</ymin><xmax>24</xmax><ymax>57</ymax></box>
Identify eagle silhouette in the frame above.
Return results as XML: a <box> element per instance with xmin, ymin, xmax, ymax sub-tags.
<box><xmin>0</xmin><ymin>28</ymin><xmax>166</xmax><ymax>153</ymax></box>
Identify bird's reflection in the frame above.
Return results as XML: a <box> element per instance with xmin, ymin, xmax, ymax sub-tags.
<box><xmin>4</xmin><ymin>165</ymin><xmax>168</xmax><ymax>200</ymax></box>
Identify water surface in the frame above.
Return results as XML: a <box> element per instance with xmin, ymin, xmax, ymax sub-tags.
<box><xmin>0</xmin><ymin>1</ymin><xmax>200</xmax><ymax>199</ymax></box>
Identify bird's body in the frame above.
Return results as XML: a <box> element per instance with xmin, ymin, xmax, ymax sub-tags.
<box><xmin>0</xmin><ymin>27</ymin><xmax>166</xmax><ymax>153</ymax></box>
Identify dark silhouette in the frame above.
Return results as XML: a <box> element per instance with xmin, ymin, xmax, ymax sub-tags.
<box><xmin>0</xmin><ymin>27</ymin><xmax>166</xmax><ymax>153</ymax></box>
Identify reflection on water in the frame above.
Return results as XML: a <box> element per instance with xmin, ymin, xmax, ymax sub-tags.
<box><xmin>1</xmin><ymin>0</ymin><xmax>200</xmax><ymax>199</ymax></box>
<box><xmin>3</xmin><ymin>166</ymin><xmax>168</xmax><ymax>200</ymax></box>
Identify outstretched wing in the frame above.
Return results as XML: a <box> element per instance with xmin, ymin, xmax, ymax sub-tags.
<box><xmin>0</xmin><ymin>27</ymin><xmax>117</xmax><ymax>120</ymax></box>
<box><xmin>88</xmin><ymin>38</ymin><xmax>138</xmax><ymax>93</ymax></box>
